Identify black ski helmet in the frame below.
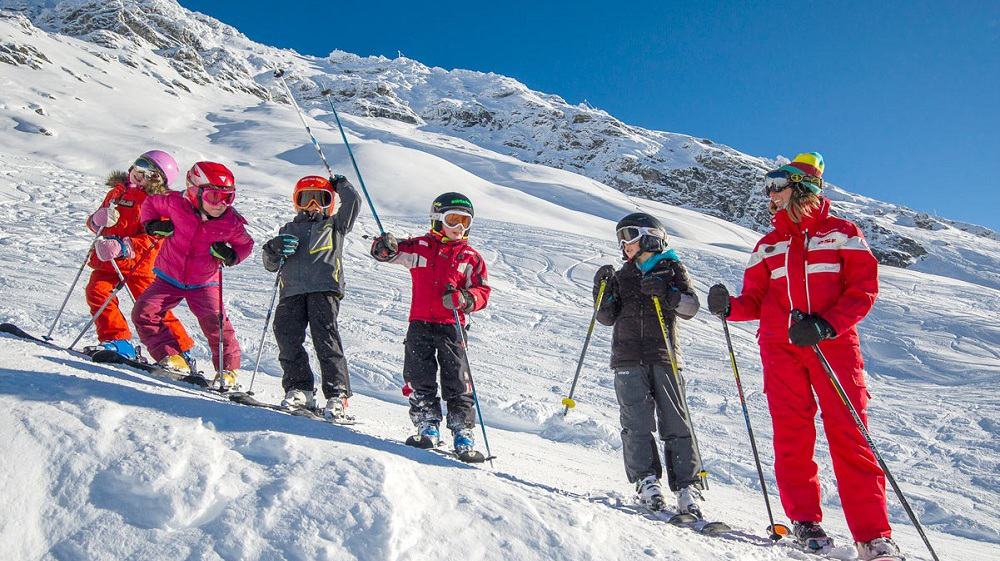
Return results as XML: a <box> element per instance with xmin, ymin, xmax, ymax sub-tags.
<box><xmin>615</xmin><ymin>212</ymin><xmax>668</xmax><ymax>259</ymax></box>
<box><xmin>430</xmin><ymin>192</ymin><xmax>474</xmax><ymax>234</ymax></box>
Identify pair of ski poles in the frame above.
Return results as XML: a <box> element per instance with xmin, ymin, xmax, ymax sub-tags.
<box><xmin>246</xmin><ymin>68</ymin><xmax>386</xmax><ymax>386</ymax></box>
<box><xmin>560</xmin><ymin>285</ymin><xmax>708</xmax><ymax>486</ymax></box>
<box><xmin>246</xmin><ymin>68</ymin><xmax>389</xmax><ymax>395</ymax></box>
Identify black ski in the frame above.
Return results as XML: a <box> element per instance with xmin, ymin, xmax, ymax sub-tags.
<box><xmin>405</xmin><ymin>434</ymin><xmax>438</xmax><ymax>449</ymax></box>
<box><xmin>88</xmin><ymin>348</ymin><xmax>211</xmax><ymax>387</ymax></box>
<box><xmin>227</xmin><ymin>392</ymin><xmax>322</xmax><ymax>419</ymax></box>
<box><xmin>667</xmin><ymin>512</ymin><xmax>733</xmax><ymax>535</ymax></box>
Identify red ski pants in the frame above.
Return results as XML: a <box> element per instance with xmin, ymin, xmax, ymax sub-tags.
<box><xmin>85</xmin><ymin>269</ymin><xmax>193</xmax><ymax>351</ymax></box>
<box><xmin>760</xmin><ymin>341</ymin><xmax>891</xmax><ymax>542</ymax></box>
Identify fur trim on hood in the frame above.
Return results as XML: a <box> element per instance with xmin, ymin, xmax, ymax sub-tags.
<box><xmin>105</xmin><ymin>170</ymin><xmax>168</xmax><ymax>195</ymax></box>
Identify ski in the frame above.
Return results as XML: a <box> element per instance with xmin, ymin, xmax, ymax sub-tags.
<box><xmin>404</xmin><ymin>434</ymin><xmax>493</xmax><ymax>464</ymax></box>
<box><xmin>667</xmin><ymin>512</ymin><xmax>733</xmax><ymax>535</ymax></box>
<box><xmin>227</xmin><ymin>392</ymin><xmax>322</xmax><ymax>419</ymax></box>
<box><xmin>405</xmin><ymin>434</ymin><xmax>438</xmax><ymax>449</ymax></box>
<box><xmin>88</xmin><ymin>348</ymin><xmax>211</xmax><ymax>387</ymax></box>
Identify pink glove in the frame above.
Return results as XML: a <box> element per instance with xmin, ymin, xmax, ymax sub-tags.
<box><xmin>89</xmin><ymin>206</ymin><xmax>120</xmax><ymax>229</ymax></box>
<box><xmin>94</xmin><ymin>237</ymin><xmax>133</xmax><ymax>262</ymax></box>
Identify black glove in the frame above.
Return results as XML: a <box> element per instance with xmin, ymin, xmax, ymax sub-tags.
<box><xmin>789</xmin><ymin>314</ymin><xmax>836</xmax><ymax>346</ymax></box>
<box><xmin>145</xmin><ymin>219</ymin><xmax>174</xmax><ymax>237</ymax></box>
<box><xmin>330</xmin><ymin>174</ymin><xmax>346</xmax><ymax>191</ymax></box>
<box><xmin>370</xmin><ymin>233</ymin><xmax>398</xmax><ymax>262</ymax></box>
<box><xmin>707</xmin><ymin>283</ymin><xmax>731</xmax><ymax>317</ymax></box>
<box><xmin>442</xmin><ymin>288</ymin><xmax>474</xmax><ymax>312</ymax></box>
<box><xmin>210</xmin><ymin>241</ymin><xmax>237</xmax><ymax>267</ymax></box>
<box><xmin>639</xmin><ymin>272</ymin><xmax>672</xmax><ymax>298</ymax></box>
<box><xmin>266</xmin><ymin>234</ymin><xmax>299</xmax><ymax>257</ymax></box>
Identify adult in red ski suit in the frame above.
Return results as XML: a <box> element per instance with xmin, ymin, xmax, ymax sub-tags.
<box><xmin>708</xmin><ymin>153</ymin><xmax>890</xmax><ymax>544</ymax></box>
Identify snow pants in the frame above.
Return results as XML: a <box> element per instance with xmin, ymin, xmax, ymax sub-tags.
<box><xmin>132</xmin><ymin>277</ymin><xmax>240</xmax><ymax>371</ymax></box>
<box><xmin>760</xmin><ymin>340</ymin><xmax>891</xmax><ymax>542</ymax></box>
<box><xmin>403</xmin><ymin>321</ymin><xmax>475</xmax><ymax>432</ymax></box>
<box><xmin>273</xmin><ymin>291</ymin><xmax>351</xmax><ymax>399</ymax></box>
<box><xmin>85</xmin><ymin>269</ymin><xmax>193</xmax><ymax>350</ymax></box>
<box><xmin>615</xmin><ymin>363</ymin><xmax>704</xmax><ymax>491</ymax></box>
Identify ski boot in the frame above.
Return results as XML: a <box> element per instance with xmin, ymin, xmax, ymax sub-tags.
<box><xmin>100</xmin><ymin>339</ymin><xmax>137</xmax><ymax>360</ymax></box>
<box><xmin>635</xmin><ymin>475</ymin><xmax>666</xmax><ymax>512</ymax></box>
<box><xmin>212</xmin><ymin>369</ymin><xmax>239</xmax><ymax>391</ymax></box>
<box><xmin>451</xmin><ymin>428</ymin><xmax>487</xmax><ymax>463</ymax></box>
<box><xmin>405</xmin><ymin>420</ymin><xmax>440</xmax><ymax>449</ymax></box>
<box><xmin>323</xmin><ymin>396</ymin><xmax>356</xmax><ymax>424</ymax></box>
<box><xmin>855</xmin><ymin>537</ymin><xmax>904</xmax><ymax>561</ymax></box>
<box><xmin>793</xmin><ymin>521</ymin><xmax>834</xmax><ymax>553</ymax></box>
<box><xmin>281</xmin><ymin>389</ymin><xmax>315</xmax><ymax>410</ymax></box>
<box><xmin>158</xmin><ymin>353</ymin><xmax>191</xmax><ymax>374</ymax></box>
<box><xmin>676</xmin><ymin>485</ymin><xmax>704</xmax><ymax>520</ymax></box>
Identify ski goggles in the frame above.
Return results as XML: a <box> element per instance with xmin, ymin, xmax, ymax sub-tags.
<box><xmin>200</xmin><ymin>186</ymin><xmax>236</xmax><ymax>206</ymax></box>
<box><xmin>616</xmin><ymin>226</ymin><xmax>666</xmax><ymax>246</ymax></box>
<box><xmin>295</xmin><ymin>189</ymin><xmax>334</xmax><ymax>209</ymax></box>
<box><xmin>764</xmin><ymin>169</ymin><xmax>823</xmax><ymax>195</ymax></box>
<box><xmin>432</xmin><ymin>210</ymin><xmax>473</xmax><ymax>230</ymax></box>
<box><xmin>132</xmin><ymin>157</ymin><xmax>165</xmax><ymax>184</ymax></box>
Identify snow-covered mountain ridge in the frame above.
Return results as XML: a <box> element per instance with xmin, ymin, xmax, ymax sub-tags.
<box><xmin>2</xmin><ymin>0</ymin><xmax>998</xmax><ymax>282</ymax></box>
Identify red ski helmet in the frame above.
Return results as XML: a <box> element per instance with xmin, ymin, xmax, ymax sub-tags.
<box><xmin>292</xmin><ymin>175</ymin><xmax>336</xmax><ymax>216</ymax></box>
<box><xmin>185</xmin><ymin>161</ymin><xmax>236</xmax><ymax>208</ymax></box>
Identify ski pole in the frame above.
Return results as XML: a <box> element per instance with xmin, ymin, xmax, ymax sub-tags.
<box><xmin>248</xmin><ymin>258</ymin><xmax>284</xmax><ymax>394</ymax></box>
<box><xmin>790</xmin><ymin>310</ymin><xmax>940</xmax><ymax>561</ymax></box>
<box><xmin>273</xmin><ymin>69</ymin><xmax>336</xmax><ymax>179</ymax></box>
<box><xmin>213</xmin><ymin>265</ymin><xmax>226</xmax><ymax>389</ymax></box>
<box><xmin>561</xmin><ymin>279</ymin><xmax>606</xmax><ymax>416</ymax></box>
<box><xmin>451</xmin><ymin>307</ymin><xmax>496</xmax><ymax>468</ymax></box>
<box><xmin>721</xmin><ymin>317</ymin><xmax>789</xmax><ymax>541</ymax></box>
<box><xmin>652</xmin><ymin>296</ymin><xmax>709</xmax><ymax>489</ymax></box>
<box><xmin>68</xmin><ymin>239</ymin><xmax>160</xmax><ymax>350</ymax></box>
<box><xmin>109</xmin><ymin>255</ymin><xmax>136</xmax><ymax>304</ymax></box>
<box><xmin>320</xmin><ymin>89</ymin><xmax>385</xmax><ymax>235</ymax></box>
<box><xmin>47</xmin><ymin>226</ymin><xmax>104</xmax><ymax>340</ymax></box>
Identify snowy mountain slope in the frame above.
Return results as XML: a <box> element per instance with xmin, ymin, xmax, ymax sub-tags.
<box><xmin>2</xmin><ymin>1</ymin><xmax>999</xmax><ymax>280</ymax></box>
<box><xmin>0</xmin><ymin>4</ymin><xmax>998</xmax><ymax>561</ymax></box>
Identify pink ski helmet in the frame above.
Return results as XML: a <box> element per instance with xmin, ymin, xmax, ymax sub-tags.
<box><xmin>137</xmin><ymin>149</ymin><xmax>180</xmax><ymax>187</ymax></box>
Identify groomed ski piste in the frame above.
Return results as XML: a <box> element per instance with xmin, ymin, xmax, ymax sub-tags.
<box><xmin>1</xmin><ymin>5</ymin><xmax>999</xmax><ymax>561</ymax></box>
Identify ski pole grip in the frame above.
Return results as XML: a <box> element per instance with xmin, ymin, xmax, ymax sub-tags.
<box><xmin>790</xmin><ymin>309</ymin><xmax>806</xmax><ymax>322</ymax></box>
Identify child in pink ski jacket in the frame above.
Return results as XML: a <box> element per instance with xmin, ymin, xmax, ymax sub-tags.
<box><xmin>132</xmin><ymin>161</ymin><xmax>253</xmax><ymax>388</ymax></box>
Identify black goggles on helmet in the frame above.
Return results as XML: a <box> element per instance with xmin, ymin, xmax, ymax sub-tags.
<box><xmin>296</xmin><ymin>189</ymin><xmax>334</xmax><ymax>209</ymax></box>
<box><xmin>764</xmin><ymin>169</ymin><xmax>823</xmax><ymax>195</ymax></box>
<box><xmin>132</xmin><ymin>157</ymin><xmax>165</xmax><ymax>184</ymax></box>
<box><xmin>616</xmin><ymin>226</ymin><xmax>666</xmax><ymax>246</ymax></box>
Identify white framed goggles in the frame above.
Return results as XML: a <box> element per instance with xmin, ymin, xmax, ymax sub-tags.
<box><xmin>616</xmin><ymin>226</ymin><xmax>665</xmax><ymax>246</ymax></box>
<box><xmin>432</xmin><ymin>209</ymin><xmax>473</xmax><ymax>230</ymax></box>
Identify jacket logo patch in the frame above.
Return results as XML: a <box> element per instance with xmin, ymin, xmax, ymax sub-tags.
<box><xmin>115</xmin><ymin>199</ymin><xmax>135</xmax><ymax>208</ymax></box>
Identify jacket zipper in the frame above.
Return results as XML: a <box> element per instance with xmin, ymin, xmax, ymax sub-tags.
<box><xmin>804</xmin><ymin>230</ymin><xmax>812</xmax><ymax>313</ymax></box>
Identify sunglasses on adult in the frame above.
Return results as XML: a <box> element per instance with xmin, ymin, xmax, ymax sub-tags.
<box><xmin>763</xmin><ymin>169</ymin><xmax>824</xmax><ymax>195</ymax></box>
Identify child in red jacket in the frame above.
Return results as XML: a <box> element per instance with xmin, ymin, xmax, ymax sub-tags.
<box><xmin>84</xmin><ymin>150</ymin><xmax>193</xmax><ymax>359</ymax></box>
<box><xmin>370</xmin><ymin>192</ymin><xmax>490</xmax><ymax>455</ymax></box>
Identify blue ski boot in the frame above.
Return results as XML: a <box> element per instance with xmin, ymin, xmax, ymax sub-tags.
<box><xmin>405</xmin><ymin>421</ymin><xmax>440</xmax><ymax>449</ymax></box>
<box><xmin>101</xmin><ymin>339</ymin><xmax>137</xmax><ymax>360</ymax></box>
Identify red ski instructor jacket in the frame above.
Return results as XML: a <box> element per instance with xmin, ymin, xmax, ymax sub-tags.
<box><xmin>728</xmin><ymin>197</ymin><xmax>879</xmax><ymax>344</ymax></box>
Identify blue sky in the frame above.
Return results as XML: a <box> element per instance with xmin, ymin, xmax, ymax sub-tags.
<box><xmin>184</xmin><ymin>0</ymin><xmax>1000</xmax><ymax>229</ymax></box>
